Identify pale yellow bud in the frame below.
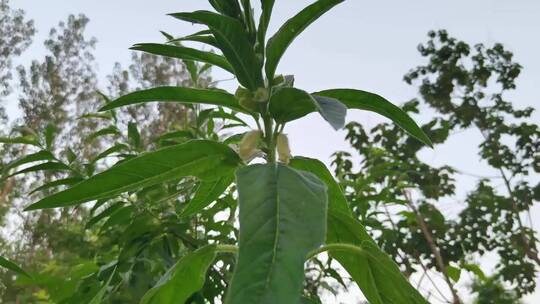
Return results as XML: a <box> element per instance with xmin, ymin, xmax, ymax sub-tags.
<box><xmin>253</xmin><ymin>87</ymin><xmax>269</xmax><ymax>103</ymax></box>
<box><xmin>276</xmin><ymin>134</ymin><xmax>291</xmax><ymax>164</ymax></box>
<box><xmin>239</xmin><ymin>130</ymin><xmax>262</xmax><ymax>161</ymax></box>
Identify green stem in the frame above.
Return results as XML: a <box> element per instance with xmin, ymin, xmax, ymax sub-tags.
<box><xmin>263</xmin><ymin>113</ymin><xmax>275</xmax><ymax>163</ymax></box>
<box><xmin>306</xmin><ymin>243</ymin><xmax>365</xmax><ymax>260</ymax></box>
<box><xmin>216</xmin><ymin>244</ymin><xmax>238</xmax><ymax>255</ymax></box>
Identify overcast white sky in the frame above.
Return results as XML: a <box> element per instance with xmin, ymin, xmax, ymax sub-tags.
<box><xmin>8</xmin><ymin>0</ymin><xmax>540</xmax><ymax>303</ymax></box>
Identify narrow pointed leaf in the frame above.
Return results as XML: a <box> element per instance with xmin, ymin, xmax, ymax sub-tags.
<box><xmin>0</xmin><ymin>256</ymin><xmax>31</xmax><ymax>278</ymax></box>
<box><xmin>99</xmin><ymin>87</ymin><xmax>247</xmax><ymax>114</ymax></box>
<box><xmin>171</xmin><ymin>11</ymin><xmax>264</xmax><ymax>90</ymax></box>
<box><xmin>131</xmin><ymin>43</ymin><xmax>233</xmax><ymax>74</ymax></box>
<box><xmin>170</xmin><ymin>33</ymin><xmax>220</xmax><ymax>49</ymax></box>
<box><xmin>4</xmin><ymin>150</ymin><xmax>55</xmax><ymax>171</ymax></box>
<box><xmin>226</xmin><ymin>164</ymin><xmax>327</xmax><ymax>304</ymax></box>
<box><xmin>0</xmin><ymin>136</ymin><xmax>40</xmax><ymax>146</ymax></box>
<box><xmin>313</xmin><ymin>89</ymin><xmax>433</xmax><ymax>146</ymax></box>
<box><xmin>208</xmin><ymin>0</ymin><xmax>243</xmax><ymax>20</ymax></box>
<box><xmin>25</xmin><ymin>140</ymin><xmax>240</xmax><ymax>210</ymax></box>
<box><xmin>29</xmin><ymin>177</ymin><xmax>84</xmax><ymax>195</ymax></box>
<box><xmin>180</xmin><ymin>174</ymin><xmax>234</xmax><ymax>218</ymax></box>
<box><xmin>258</xmin><ymin>0</ymin><xmax>276</xmax><ymax>45</ymax></box>
<box><xmin>9</xmin><ymin>162</ymin><xmax>71</xmax><ymax>178</ymax></box>
<box><xmin>86</xmin><ymin>201</ymin><xmax>126</xmax><ymax>229</ymax></box>
<box><xmin>140</xmin><ymin>245</ymin><xmax>217</xmax><ymax>304</ymax></box>
<box><xmin>92</xmin><ymin>144</ymin><xmax>129</xmax><ymax>164</ymax></box>
<box><xmin>265</xmin><ymin>0</ymin><xmax>344</xmax><ymax>79</ymax></box>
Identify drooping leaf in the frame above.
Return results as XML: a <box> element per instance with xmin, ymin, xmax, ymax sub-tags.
<box><xmin>327</xmin><ymin>211</ymin><xmax>428</xmax><ymax>304</ymax></box>
<box><xmin>269</xmin><ymin>88</ymin><xmax>346</xmax><ymax>129</ymax></box>
<box><xmin>171</xmin><ymin>11</ymin><xmax>264</xmax><ymax>90</ymax></box>
<box><xmin>99</xmin><ymin>87</ymin><xmax>248</xmax><ymax>114</ymax></box>
<box><xmin>29</xmin><ymin>177</ymin><xmax>84</xmax><ymax>195</ymax></box>
<box><xmin>225</xmin><ymin>164</ymin><xmax>327</xmax><ymax>304</ymax></box>
<box><xmin>180</xmin><ymin>174</ymin><xmax>234</xmax><ymax>218</ymax></box>
<box><xmin>9</xmin><ymin>162</ymin><xmax>72</xmax><ymax>178</ymax></box>
<box><xmin>265</xmin><ymin>0</ymin><xmax>344</xmax><ymax>80</ymax></box>
<box><xmin>4</xmin><ymin>150</ymin><xmax>55</xmax><ymax>171</ymax></box>
<box><xmin>130</xmin><ymin>43</ymin><xmax>234</xmax><ymax>74</ymax></box>
<box><xmin>313</xmin><ymin>89</ymin><xmax>433</xmax><ymax>146</ymax></box>
<box><xmin>311</xmin><ymin>95</ymin><xmax>347</xmax><ymax>130</ymax></box>
<box><xmin>140</xmin><ymin>245</ymin><xmax>217</xmax><ymax>304</ymax></box>
<box><xmin>269</xmin><ymin>88</ymin><xmax>316</xmax><ymax>123</ymax></box>
<box><xmin>25</xmin><ymin>140</ymin><xmax>240</xmax><ymax>210</ymax></box>
<box><xmin>86</xmin><ymin>201</ymin><xmax>126</xmax><ymax>229</ymax></box>
<box><xmin>88</xmin><ymin>267</ymin><xmax>115</xmax><ymax>304</ymax></box>
<box><xmin>0</xmin><ymin>256</ymin><xmax>31</xmax><ymax>278</ymax></box>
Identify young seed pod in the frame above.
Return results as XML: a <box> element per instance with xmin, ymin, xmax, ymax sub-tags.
<box><xmin>276</xmin><ymin>134</ymin><xmax>291</xmax><ymax>164</ymax></box>
<box><xmin>239</xmin><ymin>130</ymin><xmax>262</xmax><ymax>161</ymax></box>
<box><xmin>253</xmin><ymin>87</ymin><xmax>269</xmax><ymax>103</ymax></box>
<box><xmin>235</xmin><ymin>87</ymin><xmax>257</xmax><ymax>111</ymax></box>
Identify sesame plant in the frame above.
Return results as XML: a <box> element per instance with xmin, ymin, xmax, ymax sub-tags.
<box><xmin>4</xmin><ymin>0</ymin><xmax>435</xmax><ymax>303</ymax></box>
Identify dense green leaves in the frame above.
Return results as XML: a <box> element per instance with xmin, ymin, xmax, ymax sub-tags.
<box><xmin>25</xmin><ymin>140</ymin><xmax>240</xmax><ymax>210</ymax></box>
<box><xmin>171</xmin><ymin>11</ymin><xmax>264</xmax><ymax>90</ymax></box>
<box><xmin>0</xmin><ymin>256</ymin><xmax>30</xmax><ymax>278</ymax></box>
<box><xmin>130</xmin><ymin>43</ymin><xmax>234</xmax><ymax>74</ymax></box>
<box><xmin>265</xmin><ymin>0</ymin><xmax>344</xmax><ymax>80</ymax></box>
<box><xmin>99</xmin><ymin>87</ymin><xmax>247</xmax><ymax>113</ymax></box>
<box><xmin>314</xmin><ymin>89</ymin><xmax>433</xmax><ymax>146</ymax></box>
<box><xmin>226</xmin><ymin>164</ymin><xmax>327</xmax><ymax>304</ymax></box>
<box><xmin>140</xmin><ymin>245</ymin><xmax>217</xmax><ymax>304</ymax></box>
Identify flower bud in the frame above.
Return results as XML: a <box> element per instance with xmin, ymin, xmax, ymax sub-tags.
<box><xmin>235</xmin><ymin>87</ymin><xmax>257</xmax><ymax>111</ymax></box>
<box><xmin>239</xmin><ymin>130</ymin><xmax>262</xmax><ymax>161</ymax></box>
<box><xmin>276</xmin><ymin>134</ymin><xmax>291</xmax><ymax>164</ymax></box>
<box><xmin>253</xmin><ymin>87</ymin><xmax>269</xmax><ymax>103</ymax></box>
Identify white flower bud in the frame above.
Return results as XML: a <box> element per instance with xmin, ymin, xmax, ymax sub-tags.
<box><xmin>276</xmin><ymin>134</ymin><xmax>291</xmax><ymax>164</ymax></box>
<box><xmin>239</xmin><ymin>130</ymin><xmax>262</xmax><ymax>161</ymax></box>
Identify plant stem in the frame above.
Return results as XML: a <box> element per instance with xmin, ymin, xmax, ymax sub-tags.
<box><xmin>216</xmin><ymin>244</ymin><xmax>238</xmax><ymax>255</ymax></box>
<box><xmin>263</xmin><ymin>113</ymin><xmax>275</xmax><ymax>163</ymax></box>
<box><xmin>306</xmin><ymin>243</ymin><xmax>365</xmax><ymax>260</ymax></box>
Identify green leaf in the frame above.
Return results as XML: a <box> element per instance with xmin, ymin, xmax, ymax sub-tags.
<box><xmin>265</xmin><ymin>0</ymin><xmax>344</xmax><ymax>80</ymax></box>
<box><xmin>99</xmin><ymin>87</ymin><xmax>248</xmax><ymax>114</ymax></box>
<box><xmin>180</xmin><ymin>174</ymin><xmax>234</xmax><ymax>218</ymax></box>
<box><xmin>462</xmin><ymin>263</ymin><xmax>486</xmax><ymax>281</ymax></box>
<box><xmin>140</xmin><ymin>245</ymin><xmax>217</xmax><ymax>304</ymax></box>
<box><xmin>9</xmin><ymin>162</ymin><xmax>71</xmax><ymax>178</ymax></box>
<box><xmin>269</xmin><ymin>88</ymin><xmax>316</xmax><ymax>123</ymax></box>
<box><xmin>4</xmin><ymin>150</ymin><xmax>55</xmax><ymax>171</ymax></box>
<box><xmin>225</xmin><ymin>164</ymin><xmax>327</xmax><ymax>304</ymax></box>
<box><xmin>170</xmin><ymin>33</ymin><xmax>220</xmax><ymax>49</ymax></box>
<box><xmin>0</xmin><ymin>256</ymin><xmax>31</xmax><ymax>278</ymax></box>
<box><xmin>208</xmin><ymin>0</ymin><xmax>242</xmax><ymax>20</ymax></box>
<box><xmin>86</xmin><ymin>201</ymin><xmax>126</xmax><ymax>229</ymax></box>
<box><xmin>92</xmin><ymin>144</ymin><xmax>129</xmax><ymax>164</ymax></box>
<box><xmin>258</xmin><ymin>0</ymin><xmax>276</xmax><ymax>45</ymax></box>
<box><xmin>0</xmin><ymin>135</ymin><xmax>40</xmax><ymax>146</ymax></box>
<box><xmin>289</xmin><ymin>157</ymin><xmax>350</xmax><ymax>215</ymax></box>
<box><xmin>269</xmin><ymin>88</ymin><xmax>346</xmax><ymax>129</ymax></box>
<box><xmin>327</xmin><ymin>211</ymin><xmax>428</xmax><ymax>304</ymax></box>
<box><xmin>130</xmin><ymin>43</ymin><xmax>234</xmax><ymax>74</ymax></box>
<box><xmin>128</xmin><ymin>122</ymin><xmax>141</xmax><ymax>149</ymax></box>
<box><xmin>446</xmin><ymin>265</ymin><xmax>461</xmax><ymax>283</ymax></box>
<box><xmin>25</xmin><ymin>140</ymin><xmax>240</xmax><ymax>210</ymax></box>
<box><xmin>29</xmin><ymin>177</ymin><xmax>84</xmax><ymax>195</ymax></box>
<box><xmin>313</xmin><ymin>89</ymin><xmax>433</xmax><ymax>147</ymax></box>
<box><xmin>44</xmin><ymin>123</ymin><xmax>57</xmax><ymax>150</ymax></box>
<box><xmin>171</xmin><ymin>11</ymin><xmax>264</xmax><ymax>90</ymax></box>
<box><xmin>88</xmin><ymin>267</ymin><xmax>115</xmax><ymax>304</ymax></box>
<box><xmin>87</xmin><ymin>126</ymin><xmax>121</xmax><ymax>142</ymax></box>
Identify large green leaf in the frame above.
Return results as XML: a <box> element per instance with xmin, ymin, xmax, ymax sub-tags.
<box><xmin>99</xmin><ymin>87</ymin><xmax>248</xmax><ymax>113</ymax></box>
<box><xmin>0</xmin><ymin>256</ymin><xmax>31</xmax><ymax>278</ymax></box>
<box><xmin>140</xmin><ymin>245</ymin><xmax>217</xmax><ymax>304</ymax></box>
<box><xmin>180</xmin><ymin>174</ymin><xmax>234</xmax><ymax>218</ymax></box>
<box><xmin>269</xmin><ymin>88</ymin><xmax>346</xmax><ymax>129</ymax></box>
<box><xmin>25</xmin><ymin>140</ymin><xmax>240</xmax><ymax>210</ymax></box>
<box><xmin>289</xmin><ymin>157</ymin><xmax>350</xmax><ymax>215</ymax></box>
<box><xmin>171</xmin><ymin>11</ymin><xmax>264</xmax><ymax>90</ymax></box>
<box><xmin>258</xmin><ymin>0</ymin><xmax>276</xmax><ymax>46</ymax></box>
<box><xmin>313</xmin><ymin>89</ymin><xmax>433</xmax><ymax>147</ymax></box>
<box><xmin>225</xmin><ymin>164</ymin><xmax>327</xmax><ymax>304</ymax></box>
<box><xmin>265</xmin><ymin>0</ymin><xmax>344</xmax><ymax>80</ymax></box>
<box><xmin>130</xmin><ymin>43</ymin><xmax>234</xmax><ymax>74</ymax></box>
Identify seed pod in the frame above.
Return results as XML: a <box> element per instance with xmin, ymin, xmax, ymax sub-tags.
<box><xmin>235</xmin><ymin>87</ymin><xmax>257</xmax><ymax>111</ymax></box>
<box><xmin>239</xmin><ymin>130</ymin><xmax>262</xmax><ymax>161</ymax></box>
<box><xmin>276</xmin><ymin>134</ymin><xmax>291</xmax><ymax>164</ymax></box>
<box><xmin>253</xmin><ymin>87</ymin><xmax>269</xmax><ymax>103</ymax></box>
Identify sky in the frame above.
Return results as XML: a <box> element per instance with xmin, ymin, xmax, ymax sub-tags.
<box><xmin>8</xmin><ymin>0</ymin><xmax>540</xmax><ymax>303</ymax></box>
